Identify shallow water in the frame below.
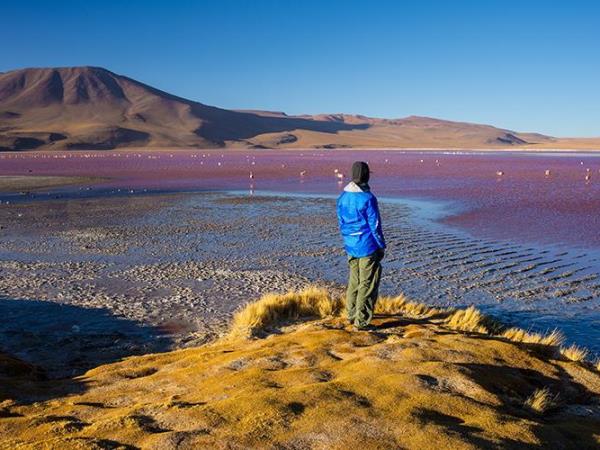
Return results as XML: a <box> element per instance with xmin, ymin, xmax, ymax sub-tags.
<box><xmin>3</xmin><ymin>149</ymin><xmax>600</xmax><ymax>249</ymax></box>
<box><xmin>220</xmin><ymin>189</ymin><xmax>600</xmax><ymax>354</ymax></box>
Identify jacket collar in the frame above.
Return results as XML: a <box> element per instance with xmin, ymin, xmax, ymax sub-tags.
<box><xmin>343</xmin><ymin>181</ymin><xmax>369</xmax><ymax>192</ymax></box>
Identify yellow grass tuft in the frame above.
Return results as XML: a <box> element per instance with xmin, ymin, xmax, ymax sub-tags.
<box><xmin>229</xmin><ymin>288</ymin><xmax>595</xmax><ymax>370</ymax></box>
<box><xmin>560</xmin><ymin>344</ymin><xmax>589</xmax><ymax>363</ymax></box>
<box><xmin>229</xmin><ymin>286</ymin><xmax>343</xmax><ymax>337</ymax></box>
<box><xmin>596</xmin><ymin>359</ymin><xmax>600</xmax><ymax>372</ymax></box>
<box><xmin>444</xmin><ymin>306</ymin><xmax>490</xmax><ymax>334</ymax></box>
<box><xmin>501</xmin><ymin>328</ymin><xmax>564</xmax><ymax>347</ymax></box>
<box><xmin>524</xmin><ymin>388</ymin><xmax>555</xmax><ymax>414</ymax></box>
<box><xmin>375</xmin><ymin>294</ymin><xmax>444</xmax><ymax>318</ymax></box>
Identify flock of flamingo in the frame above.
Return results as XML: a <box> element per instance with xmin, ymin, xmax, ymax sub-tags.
<box><xmin>0</xmin><ymin>152</ymin><xmax>597</xmax><ymax>183</ymax></box>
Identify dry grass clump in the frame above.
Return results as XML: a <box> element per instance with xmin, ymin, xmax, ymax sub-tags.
<box><xmin>560</xmin><ymin>344</ymin><xmax>589</xmax><ymax>363</ymax></box>
<box><xmin>596</xmin><ymin>359</ymin><xmax>600</xmax><ymax>372</ymax></box>
<box><xmin>501</xmin><ymin>328</ymin><xmax>564</xmax><ymax>347</ymax></box>
<box><xmin>375</xmin><ymin>294</ymin><xmax>444</xmax><ymax>318</ymax></box>
<box><xmin>444</xmin><ymin>306</ymin><xmax>491</xmax><ymax>334</ymax></box>
<box><xmin>230</xmin><ymin>286</ymin><xmax>343</xmax><ymax>337</ymax></box>
<box><xmin>447</xmin><ymin>309</ymin><xmax>588</xmax><ymax>360</ymax></box>
<box><xmin>524</xmin><ymin>388</ymin><xmax>555</xmax><ymax>414</ymax></box>
<box><xmin>230</xmin><ymin>288</ymin><xmax>595</xmax><ymax>368</ymax></box>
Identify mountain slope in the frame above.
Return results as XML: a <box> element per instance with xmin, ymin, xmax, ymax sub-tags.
<box><xmin>0</xmin><ymin>66</ymin><xmax>571</xmax><ymax>151</ymax></box>
<box><xmin>0</xmin><ymin>67</ymin><xmax>368</xmax><ymax>151</ymax></box>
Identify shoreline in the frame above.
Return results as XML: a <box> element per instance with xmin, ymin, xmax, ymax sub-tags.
<box><xmin>0</xmin><ymin>175</ymin><xmax>105</xmax><ymax>193</ymax></box>
<box><xmin>3</xmin><ymin>146</ymin><xmax>600</xmax><ymax>155</ymax></box>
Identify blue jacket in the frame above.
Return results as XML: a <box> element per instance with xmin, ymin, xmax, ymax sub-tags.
<box><xmin>336</xmin><ymin>182</ymin><xmax>386</xmax><ymax>258</ymax></box>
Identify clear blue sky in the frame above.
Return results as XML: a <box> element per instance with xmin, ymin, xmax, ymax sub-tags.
<box><xmin>2</xmin><ymin>1</ymin><xmax>599</xmax><ymax>136</ymax></box>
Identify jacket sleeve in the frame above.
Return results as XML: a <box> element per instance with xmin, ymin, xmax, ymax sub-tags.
<box><xmin>336</xmin><ymin>196</ymin><xmax>343</xmax><ymax>229</ymax></box>
<box><xmin>365</xmin><ymin>195</ymin><xmax>386</xmax><ymax>249</ymax></box>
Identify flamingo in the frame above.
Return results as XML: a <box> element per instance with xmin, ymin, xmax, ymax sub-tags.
<box><xmin>545</xmin><ymin>169</ymin><xmax>551</xmax><ymax>176</ymax></box>
<box><xmin>496</xmin><ymin>171</ymin><xmax>504</xmax><ymax>177</ymax></box>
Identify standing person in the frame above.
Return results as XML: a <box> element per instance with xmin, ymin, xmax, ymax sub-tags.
<box><xmin>336</xmin><ymin>161</ymin><xmax>386</xmax><ymax>330</ymax></box>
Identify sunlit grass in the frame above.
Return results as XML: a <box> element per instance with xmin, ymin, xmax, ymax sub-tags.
<box><xmin>229</xmin><ymin>286</ymin><xmax>343</xmax><ymax>337</ymax></box>
<box><xmin>524</xmin><ymin>388</ymin><xmax>556</xmax><ymax>414</ymax></box>
<box><xmin>444</xmin><ymin>306</ymin><xmax>490</xmax><ymax>334</ymax></box>
<box><xmin>560</xmin><ymin>344</ymin><xmax>589</xmax><ymax>363</ymax></box>
<box><xmin>375</xmin><ymin>294</ymin><xmax>444</xmax><ymax>318</ymax></box>
<box><xmin>501</xmin><ymin>328</ymin><xmax>564</xmax><ymax>347</ymax></box>
<box><xmin>229</xmin><ymin>288</ymin><xmax>593</xmax><ymax>369</ymax></box>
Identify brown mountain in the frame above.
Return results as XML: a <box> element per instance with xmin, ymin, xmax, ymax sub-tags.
<box><xmin>0</xmin><ymin>66</ymin><xmax>592</xmax><ymax>151</ymax></box>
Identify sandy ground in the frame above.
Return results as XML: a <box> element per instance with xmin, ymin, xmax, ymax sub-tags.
<box><xmin>1</xmin><ymin>190</ymin><xmax>599</xmax><ymax>379</ymax></box>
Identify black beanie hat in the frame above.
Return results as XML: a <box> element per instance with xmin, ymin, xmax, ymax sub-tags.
<box><xmin>351</xmin><ymin>161</ymin><xmax>370</xmax><ymax>184</ymax></box>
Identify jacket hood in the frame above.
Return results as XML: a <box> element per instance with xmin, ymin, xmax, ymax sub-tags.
<box><xmin>351</xmin><ymin>161</ymin><xmax>370</xmax><ymax>184</ymax></box>
<box><xmin>343</xmin><ymin>181</ymin><xmax>369</xmax><ymax>192</ymax></box>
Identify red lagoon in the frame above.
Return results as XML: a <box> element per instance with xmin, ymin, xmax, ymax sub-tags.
<box><xmin>2</xmin><ymin>149</ymin><xmax>600</xmax><ymax>250</ymax></box>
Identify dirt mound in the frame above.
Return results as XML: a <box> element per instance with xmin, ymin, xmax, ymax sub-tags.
<box><xmin>1</xmin><ymin>289</ymin><xmax>599</xmax><ymax>449</ymax></box>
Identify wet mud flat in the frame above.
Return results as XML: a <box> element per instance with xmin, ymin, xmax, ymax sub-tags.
<box><xmin>1</xmin><ymin>189</ymin><xmax>599</xmax><ymax>377</ymax></box>
<box><xmin>0</xmin><ymin>192</ymin><xmax>335</xmax><ymax>377</ymax></box>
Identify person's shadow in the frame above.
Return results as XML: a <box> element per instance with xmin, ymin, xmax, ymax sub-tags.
<box><xmin>0</xmin><ymin>297</ymin><xmax>172</xmax><ymax>404</ymax></box>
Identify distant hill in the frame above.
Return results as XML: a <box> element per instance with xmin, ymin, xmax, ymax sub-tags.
<box><xmin>0</xmin><ymin>66</ymin><xmax>596</xmax><ymax>151</ymax></box>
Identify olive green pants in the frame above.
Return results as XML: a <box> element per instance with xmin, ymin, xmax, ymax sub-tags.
<box><xmin>346</xmin><ymin>251</ymin><xmax>383</xmax><ymax>328</ymax></box>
